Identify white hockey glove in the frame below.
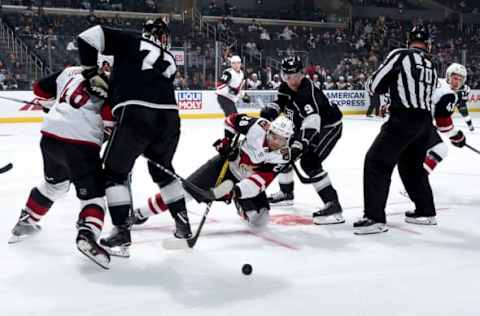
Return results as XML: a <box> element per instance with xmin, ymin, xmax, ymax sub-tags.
<box><xmin>82</xmin><ymin>66</ymin><xmax>109</xmax><ymax>99</ymax></box>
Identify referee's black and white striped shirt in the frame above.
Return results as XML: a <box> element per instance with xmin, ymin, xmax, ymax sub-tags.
<box><xmin>366</xmin><ymin>47</ymin><xmax>438</xmax><ymax>112</ymax></box>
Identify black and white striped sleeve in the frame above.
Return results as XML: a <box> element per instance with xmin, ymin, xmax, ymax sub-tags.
<box><xmin>366</xmin><ymin>49</ymin><xmax>403</xmax><ymax>95</ymax></box>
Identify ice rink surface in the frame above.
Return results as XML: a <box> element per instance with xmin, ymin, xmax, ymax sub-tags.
<box><xmin>0</xmin><ymin>114</ymin><xmax>479</xmax><ymax>316</ymax></box>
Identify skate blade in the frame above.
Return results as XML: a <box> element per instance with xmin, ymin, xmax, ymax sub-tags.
<box><xmin>8</xmin><ymin>233</ymin><xmax>37</xmax><ymax>244</ymax></box>
<box><xmin>104</xmin><ymin>246</ymin><xmax>130</xmax><ymax>258</ymax></box>
<box><xmin>77</xmin><ymin>240</ymin><xmax>110</xmax><ymax>270</ymax></box>
<box><xmin>269</xmin><ymin>200</ymin><xmax>294</xmax><ymax>206</ymax></box>
<box><xmin>162</xmin><ymin>238</ymin><xmax>192</xmax><ymax>250</ymax></box>
<box><xmin>353</xmin><ymin>225</ymin><xmax>389</xmax><ymax>235</ymax></box>
<box><xmin>405</xmin><ymin>217</ymin><xmax>437</xmax><ymax>225</ymax></box>
<box><xmin>313</xmin><ymin>214</ymin><xmax>345</xmax><ymax>225</ymax></box>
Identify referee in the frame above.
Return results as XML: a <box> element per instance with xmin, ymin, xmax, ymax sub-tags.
<box><xmin>354</xmin><ymin>25</ymin><xmax>439</xmax><ymax>235</ymax></box>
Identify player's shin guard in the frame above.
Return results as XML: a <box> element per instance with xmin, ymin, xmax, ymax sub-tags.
<box><xmin>158</xmin><ymin>179</ymin><xmax>192</xmax><ymax>239</ymax></box>
<box><xmin>24</xmin><ymin>187</ymin><xmax>54</xmax><ymax>223</ymax></box>
<box><xmin>424</xmin><ymin>142</ymin><xmax>448</xmax><ymax>174</ymax></box>
<box><xmin>77</xmin><ymin>198</ymin><xmax>105</xmax><ymax>240</ymax></box>
<box><xmin>105</xmin><ymin>184</ymin><xmax>131</xmax><ymax>226</ymax></box>
<box><xmin>139</xmin><ymin>193</ymin><xmax>169</xmax><ymax>218</ymax></box>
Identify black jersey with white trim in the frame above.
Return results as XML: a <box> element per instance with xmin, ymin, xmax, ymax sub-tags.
<box><xmin>275</xmin><ymin>78</ymin><xmax>342</xmax><ymax>133</ymax></box>
<box><xmin>78</xmin><ymin>25</ymin><xmax>177</xmax><ymax>115</ymax></box>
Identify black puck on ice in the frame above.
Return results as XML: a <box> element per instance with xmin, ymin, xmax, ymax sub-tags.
<box><xmin>242</xmin><ymin>264</ymin><xmax>252</xmax><ymax>275</ymax></box>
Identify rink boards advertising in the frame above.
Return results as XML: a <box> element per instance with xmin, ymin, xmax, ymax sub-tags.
<box><xmin>0</xmin><ymin>89</ymin><xmax>479</xmax><ymax>122</ymax></box>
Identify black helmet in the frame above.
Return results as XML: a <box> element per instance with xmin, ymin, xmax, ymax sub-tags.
<box><xmin>142</xmin><ymin>18</ymin><xmax>169</xmax><ymax>47</ymax></box>
<box><xmin>408</xmin><ymin>24</ymin><xmax>430</xmax><ymax>45</ymax></box>
<box><xmin>281</xmin><ymin>56</ymin><xmax>303</xmax><ymax>74</ymax></box>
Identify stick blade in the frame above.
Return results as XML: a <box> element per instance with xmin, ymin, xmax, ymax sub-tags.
<box><xmin>0</xmin><ymin>163</ymin><xmax>13</xmax><ymax>174</ymax></box>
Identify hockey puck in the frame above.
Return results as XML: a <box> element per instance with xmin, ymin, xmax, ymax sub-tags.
<box><xmin>242</xmin><ymin>264</ymin><xmax>252</xmax><ymax>275</ymax></box>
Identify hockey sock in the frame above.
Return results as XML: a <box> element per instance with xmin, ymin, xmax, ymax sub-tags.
<box><xmin>25</xmin><ymin>187</ymin><xmax>54</xmax><ymax>223</ymax></box>
<box><xmin>158</xmin><ymin>179</ymin><xmax>191</xmax><ymax>225</ymax></box>
<box><xmin>279</xmin><ymin>182</ymin><xmax>294</xmax><ymax>194</ymax></box>
<box><xmin>78</xmin><ymin>201</ymin><xmax>105</xmax><ymax>240</ymax></box>
<box><xmin>278</xmin><ymin>169</ymin><xmax>294</xmax><ymax>193</ymax></box>
<box><xmin>311</xmin><ymin>172</ymin><xmax>339</xmax><ymax>203</ymax></box>
<box><xmin>136</xmin><ymin>193</ymin><xmax>169</xmax><ymax>219</ymax></box>
<box><xmin>424</xmin><ymin>142</ymin><xmax>447</xmax><ymax>174</ymax></box>
<box><xmin>106</xmin><ymin>184</ymin><xmax>131</xmax><ymax>226</ymax></box>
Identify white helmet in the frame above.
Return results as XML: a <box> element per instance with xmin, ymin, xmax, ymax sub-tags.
<box><xmin>446</xmin><ymin>63</ymin><xmax>467</xmax><ymax>84</ymax></box>
<box><xmin>269</xmin><ymin>116</ymin><xmax>294</xmax><ymax>139</ymax></box>
<box><xmin>97</xmin><ymin>54</ymin><xmax>114</xmax><ymax>68</ymax></box>
<box><xmin>230</xmin><ymin>55</ymin><xmax>241</xmax><ymax>64</ymax></box>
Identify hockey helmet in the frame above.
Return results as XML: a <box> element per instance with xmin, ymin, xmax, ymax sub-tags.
<box><xmin>446</xmin><ymin>63</ymin><xmax>467</xmax><ymax>85</ymax></box>
<box><xmin>280</xmin><ymin>56</ymin><xmax>303</xmax><ymax>81</ymax></box>
<box><xmin>97</xmin><ymin>54</ymin><xmax>114</xmax><ymax>76</ymax></box>
<box><xmin>230</xmin><ymin>55</ymin><xmax>242</xmax><ymax>64</ymax></box>
<box><xmin>408</xmin><ymin>25</ymin><xmax>431</xmax><ymax>50</ymax></box>
<box><xmin>267</xmin><ymin>116</ymin><xmax>294</xmax><ymax>150</ymax></box>
<box><xmin>142</xmin><ymin>18</ymin><xmax>170</xmax><ymax>48</ymax></box>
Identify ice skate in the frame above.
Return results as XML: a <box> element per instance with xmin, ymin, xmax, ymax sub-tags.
<box><xmin>267</xmin><ymin>191</ymin><xmax>294</xmax><ymax>206</ymax></box>
<box><xmin>405</xmin><ymin>211</ymin><xmax>437</xmax><ymax>225</ymax></box>
<box><xmin>8</xmin><ymin>209</ymin><xmax>42</xmax><ymax>244</ymax></box>
<box><xmin>353</xmin><ymin>217</ymin><xmax>388</xmax><ymax>235</ymax></box>
<box><xmin>313</xmin><ymin>201</ymin><xmax>345</xmax><ymax>225</ymax></box>
<box><xmin>76</xmin><ymin>230</ymin><xmax>110</xmax><ymax>269</ymax></box>
<box><xmin>99</xmin><ymin>225</ymin><xmax>131</xmax><ymax>258</ymax></box>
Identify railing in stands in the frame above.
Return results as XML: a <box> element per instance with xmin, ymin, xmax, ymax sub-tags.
<box><xmin>0</xmin><ymin>18</ymin><xmax>50</xmax><ymax>82</ymax></box>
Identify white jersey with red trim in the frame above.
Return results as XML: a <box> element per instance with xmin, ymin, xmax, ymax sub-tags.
<box><xmin>216</xmin><ymin>68</ymin><xmax>246</xmax><ymax>103</ymax></box>
<box><xmin>38</xmin><ymin>66</ymin><xmax>112</xmax><ymax>147</ymax></box>
<box><xmin>225</xmin><ymin>114</ymin><xmax>289</xmax><ymax>199</ymax></box>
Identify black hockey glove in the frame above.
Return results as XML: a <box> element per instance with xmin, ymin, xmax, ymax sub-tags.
<box><xmin>289</xmin><ymin>139</ymin><xmax>306</xmax><ymax>162</ymax></box>
<box><xmin>450</xmin><ymin>130</ymin><xmax>466</xmax><ymax>148</ymax></box>
<box><xmin>82</xmin><ymin>66</ymin><xmax>109</xmax><ymax>99</ymax></box>
<box><xmin>241</xmin><ymin>93</ymin><xmax>251</xmax><ymax>103</ymax></box>
<box><xmin>213</xmin><ymin>137</ymin><xmax>239</xmax><ymax>160</ymax></box>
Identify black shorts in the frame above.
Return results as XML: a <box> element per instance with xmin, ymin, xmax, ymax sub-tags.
<box><xmin>186</xmin><ymin>154</ymin><xmax>270</xmax><ymax>211</ymax></box>
<box><xmin>217</xmin><ymin>95</ymin><xmax>238</xmax><ymax>116</ymax></box>
<box><xmin>40</xmin><ymin>135</ymin><xmax>104</xmax><ymax>200</ymax></box>
<box><xmin>103</xmin><ymin>105</ymin><xmax>181</xmax><ymax>184</ymax></box>
<box><xmin>300</xmin><ymin>122</ymin><xmax>343</xmax><ymax>176</ymax></box>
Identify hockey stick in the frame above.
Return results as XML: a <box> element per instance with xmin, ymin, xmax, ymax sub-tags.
<box><xmin>148</xmin><ymin>160</ymin><xmax>218</xmax><ymax>202</ymax></box>
<box><xmin>0</xmin><ymin>163</ymin><xmax>13</xmax><ymax>174</ymax></box>
<box><xmin>163</xmin><ymin>135</ymin><xmax>240</xmax><ymax>250</ymax></box>
<box><xmin>0</xmin><ymin>95</ymin><xmax>36</xmax><ymax>104</ymax></box>
<box><xmin>465</xmin><ymin>143</ymin><xmax>480</xmax><ymax>155</ymax></box>
<box><xmin>291</xmin><ymin>162</ymin><xmax>327</xmax><ymax>184</ymax></box>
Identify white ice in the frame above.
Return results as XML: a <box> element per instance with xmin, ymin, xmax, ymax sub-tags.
<box><xmin>0</xmin><ymin>114</ymin><xmax>479</xmax><ymax>316</ymax></box>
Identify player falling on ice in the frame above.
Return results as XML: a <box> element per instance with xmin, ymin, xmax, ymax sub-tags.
<box><xmin>130</xmin><ymin>114</ymin><xmax>294</xmax><ymax>229</ymax></box>
<box><xmin>9</xmin><ymin>57</ymin><xmax>114</xmax><ymax>269</ymax></box>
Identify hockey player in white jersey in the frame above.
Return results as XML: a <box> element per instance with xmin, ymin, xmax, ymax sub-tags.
<box><xmin>9</xmin><ymin>59</ymin><xmax>114</xmax><ymax>269</ymax></box>
<box><xmin>444</xmin><ymin>63</ymin><xmax>475</xmax><ymax>131</ymax></box>
<box><xmin>130</xmin><ymin>114</ymin><xmax>294</xmax><ymax>228</ymax></box>
<box><xmin>422</xmin><ymin>64</ymin><xmax>468</xmax><ymax>174</ymax></box>
<box><xmin>216</xmin><ymin>55</ymin><xmax>250</xmax><ymax>115</ymax></box>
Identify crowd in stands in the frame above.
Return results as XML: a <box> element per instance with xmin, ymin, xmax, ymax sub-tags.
<box><xmin>1</xmin><ymin>6</ymin><xmax>480</xmax><ymax>92</ymax></box>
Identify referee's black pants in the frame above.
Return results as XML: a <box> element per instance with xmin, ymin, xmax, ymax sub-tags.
<box><xmin>363</xmin><ymin>109</ymin><xmax>436</xmax><ymax>223</ymax></box>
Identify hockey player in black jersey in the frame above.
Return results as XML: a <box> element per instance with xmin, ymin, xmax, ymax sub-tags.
<box><xmin>77</xmin><ymin>18</ymin><xmax>192</xmax><ymax>255</ymax></box>
<box><xmin>261</xmin><ymin>56</ymin><xmax>344</xmax><ymax>225</ymax></box>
